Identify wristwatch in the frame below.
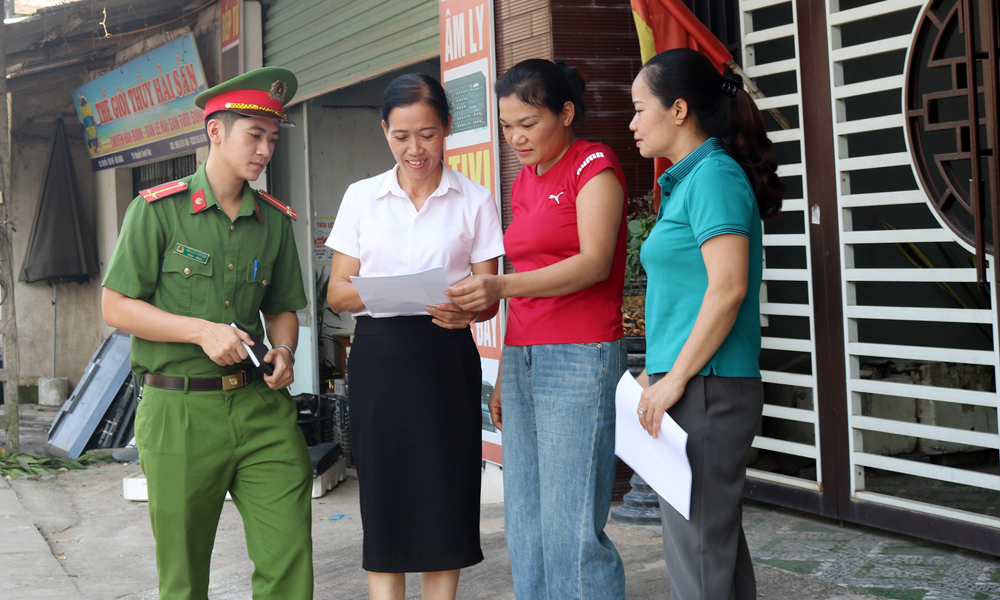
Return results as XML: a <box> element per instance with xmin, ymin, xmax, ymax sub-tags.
<box><xmin>277</xmin><ymin>344</ymin><xmax>295</xmax><ymax>366</ymax></box>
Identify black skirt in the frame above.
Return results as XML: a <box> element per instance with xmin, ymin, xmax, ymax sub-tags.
<box><xmin>348</xmin><ymin>315</ymin><xmax>484</xmax><ymax>572</ymax></box>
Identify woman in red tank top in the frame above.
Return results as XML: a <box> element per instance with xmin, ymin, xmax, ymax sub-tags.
<box><xmin>446</xmin><ymin>59</ymin><xmax>629</xmax><ymax>600</ymax></box>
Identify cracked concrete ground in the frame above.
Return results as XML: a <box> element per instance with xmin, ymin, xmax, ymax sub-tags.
<box><xmin>2</xmin><ymin>462</ymin><xmax>877</xmax><ymax>599</ymax></box>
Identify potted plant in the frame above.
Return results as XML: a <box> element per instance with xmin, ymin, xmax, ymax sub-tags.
<box><xmin>315</xmin><ymin>268</ymin><xmax>346</xmax><ymax>391</ymax></box>
<box><xmin>622</xmin><ymin>192</ymin><xmax>656</xmax><ymax>345</ymax></box>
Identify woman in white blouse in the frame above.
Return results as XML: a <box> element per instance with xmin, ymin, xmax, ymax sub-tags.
<box><xmin>325</xmin><ymin>73</ymin><xmax>505</xmax><ymax>600</ymax></box>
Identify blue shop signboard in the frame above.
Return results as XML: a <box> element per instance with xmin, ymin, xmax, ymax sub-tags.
<box><xmin>73</xmin><ymin>33</ymin><xmax>208</xmax><ymax>171</ymax></box>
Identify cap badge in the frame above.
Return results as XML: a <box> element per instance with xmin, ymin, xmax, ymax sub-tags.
<box><xmin>269</xmin><ymin>80</ymin><xmax>287</xmax><ymax>102</ymax></box>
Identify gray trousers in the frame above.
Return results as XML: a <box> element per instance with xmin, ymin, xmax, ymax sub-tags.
<box><xmin>648</xmin><ymin>373</ymin><xmax>764</xmax><ymax>600</ymax></box>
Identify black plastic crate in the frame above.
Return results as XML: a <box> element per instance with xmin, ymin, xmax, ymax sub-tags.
<box><xmin>323</xmin><ymin>394</ymin><xmax>352</xmax><ymax>468</ymax></box>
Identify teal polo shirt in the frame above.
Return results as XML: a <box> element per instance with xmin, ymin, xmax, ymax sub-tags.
<box><xmin>640</xmin><ymin>137</ymin><xmax>763</xmax><ymax>378</ymax></box>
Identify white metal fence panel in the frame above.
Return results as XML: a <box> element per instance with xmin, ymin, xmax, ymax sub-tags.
<box><xmin>827</xmin><ymin>0</ymin><xmax>1000</xmax><ymax>527</ymax></box>
<box><xmin>740</xmin><ymin>0</ymin><xmax>823</xmax><ymax>490</ymax></box>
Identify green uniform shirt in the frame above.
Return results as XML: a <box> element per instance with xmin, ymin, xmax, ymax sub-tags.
<box><xmin>103</xmin><ymin>164</ymin><xmax>307</xmax><ymax>377</ymax></box>
<box><xmin>640</xmin><ymin>137</ymin><xmax>763</xmax><ymax>378</ymax></box>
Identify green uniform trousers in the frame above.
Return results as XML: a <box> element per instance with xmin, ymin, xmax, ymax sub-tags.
<box><xmin>135</xmin><ymin>377</ymin><xmax>313</xmax><ymax>600</ymax></box>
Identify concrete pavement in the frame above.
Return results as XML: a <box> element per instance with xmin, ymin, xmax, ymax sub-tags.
<box><xmin>0</xmin><ymin>477</ymin><xmax>84</xmax><ymax>599</ymax></box>
<box><xmin>0</xmin><ymin>462</ymin><xmax>877</xmax><ymax>600</ymax></box>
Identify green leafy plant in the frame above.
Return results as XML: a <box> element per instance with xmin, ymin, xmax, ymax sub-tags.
<box><xmin>315</xmin><ymin>268</ymin><xmax>343</xmax><ymax>372</ymax></box>
<box><xmin>622</xmin><ymin>194</ymin><xmax>657</xmax><ymax>337</ymax></box>
<box><xmin>0</xmin><ymin>452</ymin><xmax>108</xmax><ymax>479</ymax></box>
<box><xmin>626</xmin><ymin>215</ymin><xmax>656</xmax><ymax>281</ymax></box>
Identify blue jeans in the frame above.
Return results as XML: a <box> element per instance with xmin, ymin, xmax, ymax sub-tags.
<box><xmin>501</xmin><ymin>341</ymin><xmax>627</xmax><ymax>600</ymax></box>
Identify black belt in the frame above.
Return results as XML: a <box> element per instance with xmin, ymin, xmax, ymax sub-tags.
<box><xmin>143</xmin><ymin>367</ymin><xmax>255</xmax><ymax>392</ymax></box>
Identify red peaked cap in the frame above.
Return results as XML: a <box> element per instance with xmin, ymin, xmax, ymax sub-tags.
<box><xmin>204</xmin><ymin>89</ymin><xmax>287</xmax><ymax>122</ymax></box>
<box><xmin>194</xmin><ymin>66</ymin><xmax>297</xmax><ymax>127</ymax></box>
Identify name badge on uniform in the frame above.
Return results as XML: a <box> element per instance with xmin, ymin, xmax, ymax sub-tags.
<box><xmin>174</xmin><ymin>243</ymin><xmax>210</xmax><ymax>264</ymax></box>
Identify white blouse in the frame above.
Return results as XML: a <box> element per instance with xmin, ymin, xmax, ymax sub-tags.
<box><xmin>326</xmin><ymin>163</ymin><xmax>505</xmax><ymax>317</ymax></box>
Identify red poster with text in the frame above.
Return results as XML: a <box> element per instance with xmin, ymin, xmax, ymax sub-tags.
<box><xmin>221</xmin><ymin>0</ymin><xmax>241</xmax><ymax>49</ymax></box>
<box><xmin>220</xmin><ymin>0</ymin><xmax>242</xmax><ymax>80</ymax></box>
<box><xmin>440</xmin><ymin>0</ymin><xmax>503</xmax><ymax>464</ymax></box>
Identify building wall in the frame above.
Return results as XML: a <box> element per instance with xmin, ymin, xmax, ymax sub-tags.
<box><xmin>6</xmin><ymin>13</ymin><xmax>221</xmax><ymax>390</ymax></box>
<box><xmin>10</xmin><ymin>82</ymin><xmax>104</xmax><ymax>388</ymax></box>
<box><xmin>267</xmin><ymin>103</ymin><xmax>319</xmax><ymax>395</ymax></box>
<box><xmin>94</xmin><ymin>165</ymin><xmax>137</xmax><ymax>349</ymax></box>
<box><xmin>552</xmin><ymin>0</ymin><xmax>649</xmax><ymax>205</ymax></box>
<box><xmin>263</xmin><ymin>0</ymin><xmax>440</xmax><ymax>105</ymax></box>
<box><xmin>495</xmin><ymin>0</ymin><xmax>552</xmax><ymax>234</ymax></box>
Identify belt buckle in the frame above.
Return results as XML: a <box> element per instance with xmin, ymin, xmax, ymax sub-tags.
<box><xmin>222</xmin><ymin>370</ymin><xmax>246</xmax><ymax>391</ymax></box>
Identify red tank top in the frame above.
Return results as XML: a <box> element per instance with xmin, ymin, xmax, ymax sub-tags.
<box><xmin>503</xmin><ymin>140</ymin><xmax>627</xmax><ymax>345</ymax></box>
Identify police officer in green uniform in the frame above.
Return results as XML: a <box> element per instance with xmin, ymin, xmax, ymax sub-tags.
<box><xmin>102</xmin><ymin>67</ymin><xmax>313</xmax><ymax>600</ymax></box>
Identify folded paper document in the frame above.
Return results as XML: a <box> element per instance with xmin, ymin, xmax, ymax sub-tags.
<box><xmin>614</xmin><ymin>371</ymin><xmax>692</xmax><ymax>520</ymax></box>
<box><xmin>351</xmin><ymin>266</ymin><xmax>451</xmax><ymax>316</ymax></box>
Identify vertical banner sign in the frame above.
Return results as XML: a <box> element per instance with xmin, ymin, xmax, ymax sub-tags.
<box><xmin>313</xmin><ymin>219</ymin><xmax>335</xmax><ymax>268</ymax></box>
<box><xmin>312</xmin><ymin>217</ymin><xmax>335</xmax><ymax>287</ymax></box>
<box><xmin>220</xmin><ymin>0</ymin><xmax>242</xmax><ymax>80</ymax></box>
<box><xmin>72</xmin><ymin>33</ymin><xmax>208</xmax><ymax>171</ymax></box>
<box><xmin>440</xmin><ymin>0</ymin><xmax>503</xmax><ymax>464</ymax></box>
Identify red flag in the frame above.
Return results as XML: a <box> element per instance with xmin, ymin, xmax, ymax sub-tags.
<box><xmin>632</xmin><ymin>0</ymin><xmax>732</xmax><ymax>68</ymax></box>
<box><xmin>631</xmin><ymin>0</ymin><xmax>732</xmax><ymax>206</ymax></box>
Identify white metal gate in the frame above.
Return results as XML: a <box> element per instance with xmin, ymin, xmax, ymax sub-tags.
<box><xmin>738</xmin><ymin>0</ymin><xmax>1000</xmax><ymax>547</ymax></box>
<box><xmin>739</xmin><ymin>0</ymin><xmax>825</xmax><ymax>492</ymax></box>
<box><xmin>828</xmin><ymin>0</ymin><xmax>1000</xmax><ymax>528</ymax></box>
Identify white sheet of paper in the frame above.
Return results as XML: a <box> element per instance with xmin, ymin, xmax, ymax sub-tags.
<box><xmin>614</xmin><ymin>371</ymin><xmax>692</xmax><ymax>520</ymax></box>
<box><xmin>351</xmin><ymin>267</ymin><xmax>451</xmax><ymax>316</ymax></box>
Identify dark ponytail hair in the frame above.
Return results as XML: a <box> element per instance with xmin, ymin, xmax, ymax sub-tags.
<box><xmin>381</xmin><ymin>73</ymin><xmax>450</xmax><ymax>127</ymax></box>
<box><xmin>641</xmin><ymin>48</ymin><xmax>783</xmax><ymax>219</ymax></box>
<box><xmin>495</xmin><ymin>59</ymin><xmax>586</xmax><ymax>125</ymax></box>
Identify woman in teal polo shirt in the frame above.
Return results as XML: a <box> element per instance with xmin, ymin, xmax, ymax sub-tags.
<box><xmin>629</xmin><ymin>48</ymin><xmax>784</xmax><ymax>600</ymax></box>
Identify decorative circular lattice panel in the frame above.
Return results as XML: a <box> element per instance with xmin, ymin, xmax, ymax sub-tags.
<box><xmin>905</xmin><ymin>0</ymin><xmax>997</xmax><ymax>252</ymax></box>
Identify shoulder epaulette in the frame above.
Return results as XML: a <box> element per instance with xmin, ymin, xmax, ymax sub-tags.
<box><xmin>257</xmin><ymin>190</ymin><xmax>297</xmax><ymax>220</ymax></box>
<box><xmin>139</xmin><ymin>180</ymin><xmax>188</xmax><ymax>202</ymax></box>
